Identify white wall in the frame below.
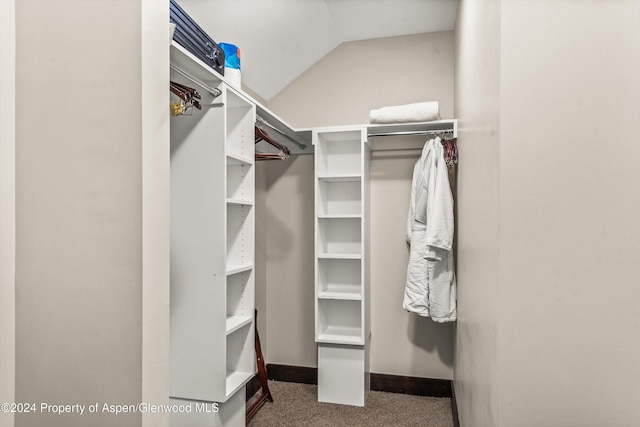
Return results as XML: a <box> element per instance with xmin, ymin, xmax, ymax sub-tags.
<box><xmin>140</xmin><ymin>2</ymin><xmax>170</xmax><ymax>426</ymax></box>
<box><xmin>269</xmin><ymin>32</ymin><xmax>454</xmax><ymax>127</ymax></box>
<box><xmin>498</xmin><ymin>1</ymin><xmax>640</xmax><ymax>426</ymax></box>
<box><xmin>264</xmin><ymin>32</ymin><xmax>456</xmax><ymax>379</ymax></box>
<box><xmin>12</xmin><ymin>1</ymin><xmax>169</xmax><ymax>426</ymax></box>
<box><xmin>455</xmin><ymin>1</ymin><xmax>640</xmax><ymax>426</ymax></box>
<box><xmin>0</xmin><ymin>1</ymin><xmax>16</xmax><ymax>427</ymax></box>
<box><xmin>453</xmin><ymin>0</ymin><xmax>501</xmax><ymax>425</ymax></box>
<box><xmin>263</xmin><ymin>157</ymin><xmax>317</xmax><ymax>367</ymax></box>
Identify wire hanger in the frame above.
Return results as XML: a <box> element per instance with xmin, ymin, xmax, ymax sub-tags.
<box><xmin>436</xmin><ymin>131</ymin><xmax>458</xmax><ymax>168</ymax></box>
<box><xmin>255</xmin><ymin>126</ymin><xmax>291</xmax><ymax>161</ymax></box>
<box><xmin>170</xmin><ymin>81</ymin><xmax>202</xmax><ymax>116</ymax></box>
<box><xmin>256</xmin><ymin>115</ymin><xmax>307</xmax><ymax>150</ymax></box>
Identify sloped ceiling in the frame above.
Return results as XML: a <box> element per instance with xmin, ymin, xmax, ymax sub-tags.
<box><xmin>177</xmin><ymin>0</ymin><xmax>458</xmax><ymax>101</ymax></box>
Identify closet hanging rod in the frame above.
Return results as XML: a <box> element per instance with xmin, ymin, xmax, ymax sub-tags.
<box><xmin>373</xmin><ymin>147</ymin><xmax>427</xmax><ymax>152</ymax></box>
<box><xmin>202</xmin><ymin>102</ymin><xmax>224</xmax><ymax>108</ymax></box>
<box><xmin>170</xmin><ymin>63</ymin><xmax>222</xmax><ymax>98</ymax></box>
<box><xmin>256</xmin><ymin>116</ymin><xmax>307</xmax><ymax>150</ymax></box>
<box><xmin>368</xmin><ymin>129</ymin><xmax>456</xmax><ymax>138</ymax></box>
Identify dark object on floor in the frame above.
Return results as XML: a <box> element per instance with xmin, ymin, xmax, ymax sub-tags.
<box><xmin>246</xmin><ymin>309</ymin><xmax>273</xmax><ymax>423</ymax></box>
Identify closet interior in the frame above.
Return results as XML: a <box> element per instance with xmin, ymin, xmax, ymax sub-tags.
<box><xmin>169</xmin><ymin>30</ymin><xmax>456</xmax><ymax>426</ymax></box>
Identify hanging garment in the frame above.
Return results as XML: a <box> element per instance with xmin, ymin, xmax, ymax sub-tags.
<box><xmin>403</xmin><ymin>138</ymin><xmax>456</xmax><ymax>322</ymax></box>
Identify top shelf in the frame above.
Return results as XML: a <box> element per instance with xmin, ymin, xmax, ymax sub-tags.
<box><xmin>170</xmin><ymin>41</ymin><xmax>224</xmax><ymax>91</ymax></box>
<box><xmin>171</xmin><ymin>42</ymin><xmax>457</xmax><ymax>155</ymax></box>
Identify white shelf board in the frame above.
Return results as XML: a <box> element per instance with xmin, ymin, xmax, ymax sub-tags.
<box><xmin>318</xmin><ymin>286</ymin><xmax>362</xmax><ymax>300</ymax></box>
<box><xmin>170</xmin><ymin>41</ymin><xmax>224</xmax><ymax>90</ymax></box>
<box><xmin>225</xmin><ymin>316</ymin><xmax>252</xmax><ymax>335</ymax></box>
<box><xmin>317</xmin><ymin>174</ymin><xmax>361</xmax><ymax>182</ymax></box>
<box><xmin>317</xmin><ymin>214</ymin><xmax>361</xmax><ymax>220</ymax></box>
<box><xmin>227</xmin><ymin>153</ymin><xmax>254</xmax><ymax>165</ymax></box>
<box><xmin>317</xmin><ymin>326</ymin><xmax>363</xmax><ymax>345</ymax></box>
<box><xmin>225</xmin><ymin>370</ymin><xmax>255</xmax><ymax>400</ymax></box>
<box><xmin>317</xmin><ymin>252</ymin><xmax>362</xmax><ymax>260</ymax></box>
<box><xmin>226</xmin><ymin>264</ymin><xmax>253</xmax><ymax>276</ymax></box>
<box><xmin>366</xmin><ymin>119</ymin><xmax>458</xmax><ymax>137</ymax></box>
<box><xmin>314</xmin><ymin>125</ymin><xmax>367</xmax><ymax>138</ymax></box>
<box><xmin>226</xmin><ymin>198</ymin><xmax>254</xmax><ymax>206</ymax></box>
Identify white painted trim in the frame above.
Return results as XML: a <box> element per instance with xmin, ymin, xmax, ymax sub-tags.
<box><xmin>141</xmin><ymin>1</ymin><xmax>170</xmax><ymax>426</ymax></box>
<box><xmin>0</xmin><ymin>0</ymin><xmax>16</xmax><ymax>426</ymax></box>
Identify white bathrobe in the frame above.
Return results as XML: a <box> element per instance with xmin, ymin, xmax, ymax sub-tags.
<box><xmin>403</xmin><ymin>138</ymin><xmax>456</xmax><ymax>322</ymax></box>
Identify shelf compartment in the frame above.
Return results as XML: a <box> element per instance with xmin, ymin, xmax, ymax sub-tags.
<box><xmin>317</xmin><ymin>217</ymin><xmax>361</xmax><ymax>256</ymax></box>
<box><xmin>317</xmin><ymin>299</ymin><xmax>362</xmax><ymax>345</ymax></box>
<box><xmin>317</xmin><ymin>258</ymin><xmax>362</xmax><ymax>300</ymax></box>
<box><xmin>315</xmin><ymin>131</ymin><xmax>362</xmax><ymax>176</ymax></box>
<box><xmin>227</xmin><ymin>204</ymin><xmax>254</xmax><ymax>266</ymax></box>
<box><xmin>225</xmin><ymin>371</ymin><xmax>254</xmax><ymax>400</ymax></box>
<box><xmin>226</xmin><ymin>322</ymin><xmax>254</xmax><ymax>397</ymax></box>
<box><xmin>227</xmin><ymin>269</ymin><xmax>253</xmax><ymax>321</ymax></box>
<box><xmin>226</xmin><ymin>89</ymin><xmax>254</xmax><ymax>160</ymax></box>
<box><xmin>317</xmin><ymin>178</ymin><xmax>361</xmax><ymax>217</ymax></box>
<box><xmin>227</xmin><ymin>161</ymin><xmax>254</xmax><ymax>202</ymax></box>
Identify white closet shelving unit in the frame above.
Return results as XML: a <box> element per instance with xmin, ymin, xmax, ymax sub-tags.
<box><xmin>314</xmin><ymin>126</ymin><xmax>371</xmax><ymax>406</ymax></box>
<box><xmin>169</xmin><ymin>41</ymin><xmax>256</xmax><ymax>427</ymax></box>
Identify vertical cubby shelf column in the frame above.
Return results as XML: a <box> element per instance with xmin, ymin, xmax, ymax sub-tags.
<box><xmin>223</xmin><ymin>85</ymin><xmax>256</xmax><ymax>405</ymax></box>
<box><xmin>169</xmin><ymin>76</ymin><xmax>256</xmax><ymax>427</ymax></box>
<box><xmin>313</xmin><ymin>127</ymin><xmax>371</xmax><ymax>407</ymax></box>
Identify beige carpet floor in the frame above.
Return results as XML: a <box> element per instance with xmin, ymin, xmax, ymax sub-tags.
<box><xmin>248</xmin><ymin>380</ymin><xmax>454</xmax><ymax>427</ymax></box>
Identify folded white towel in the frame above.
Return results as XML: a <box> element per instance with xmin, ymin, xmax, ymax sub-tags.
<box><xmin>369</xmin><ymin>101</ymin><xmax>440</xmax><ymax>124</ymax></box>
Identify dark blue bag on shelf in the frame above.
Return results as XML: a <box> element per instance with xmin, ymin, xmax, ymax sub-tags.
<box><xmin>170</xmin><ymin>0</ymin><xmax>225</xmax><ymax>76</ymax></box>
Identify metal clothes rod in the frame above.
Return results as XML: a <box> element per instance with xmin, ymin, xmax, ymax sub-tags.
<box><xmin>256</xmin><ymin>115</ymin><xmax>307</xmax><ymax>150</ymax></box>
<box><xmin>368</xmin><ymin>129</ymin><xmax>456</xmax><ymax>138</ymax></box>
<box><xmin>170</xmin><ymin>63</ymin><xmax>222</xmax><ymax>98</ymax></box>
<box><xmin>372</xmin><ymin>147</ymin><xmax>426</xmax><ymax>152</ymax></box>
